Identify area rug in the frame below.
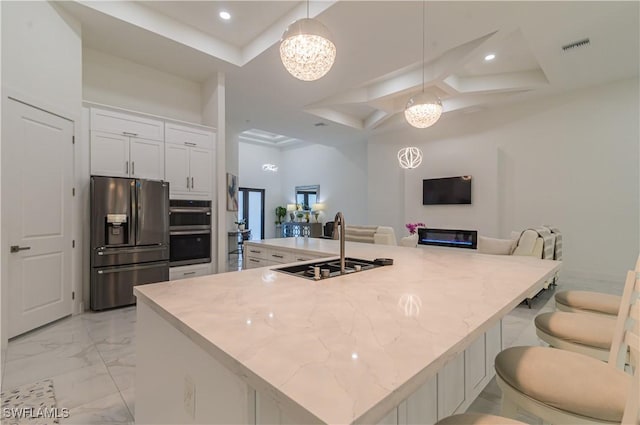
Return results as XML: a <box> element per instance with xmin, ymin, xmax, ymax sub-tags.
<box><xmin>1</xmin><ymin>379</ymin><xmax>62</xmax><ymax>424</ymax></box>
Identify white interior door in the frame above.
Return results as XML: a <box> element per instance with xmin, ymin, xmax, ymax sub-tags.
<box><xmin>5</xmin><ymin>99</ymin><xmax>73</xmax><ymax>338</ymax></box>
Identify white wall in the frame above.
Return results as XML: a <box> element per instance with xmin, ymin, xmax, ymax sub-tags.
<box><xmin>1</xmin><ymin>2</ymin><xmax>82</xmax><ymax>119</ymax></box>
<box><xmin>368</xmin><ymin>78</ymin><xmax>639</xmax><ymax>283</ymax></box>
<box><xmin>202</xmin><ymin>73</ymin><xmax>225</xmax><ymax>273</ymax></box>
<box><xmin>1</xmin><ymin>0</ymin><xmax>83</xmax><ymax>346</ymax></box>
<box><xmin>238</xmin><ymin>142</ymin><xmax>283</xmax><ymax>239</ymax></box>
<box><xmin>83</xmin><ymin>48</ymin><xmax>203</xmax><ymax>123</ymax></box>
<box><xmin>280</xmin><ymin>142</ymin><xmax>368</xmax><ymax>226</ymax></box>
<box><xmin>0</xmin><ymin>0</ymin><xmax>4</xmax><ymax>383</ymax></box>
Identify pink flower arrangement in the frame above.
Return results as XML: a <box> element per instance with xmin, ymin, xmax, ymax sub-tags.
<box><xmin>405</xmin><ymin>222</ymin><xmax>425</xmax><ymax>235</ymax></box>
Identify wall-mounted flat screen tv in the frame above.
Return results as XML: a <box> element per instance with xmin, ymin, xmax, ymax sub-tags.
<box><xmin>422</xmin><ymin>176</ymin><xmax>472</xmax><ymax>205</ymax></box>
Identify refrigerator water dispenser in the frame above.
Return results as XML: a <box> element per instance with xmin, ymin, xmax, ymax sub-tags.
<box><xmin>106</xmin><ymin>213</ymin><xmax>128</xmax><ymax>245</ymax></box>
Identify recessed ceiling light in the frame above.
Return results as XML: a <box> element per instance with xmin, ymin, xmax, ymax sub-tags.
<box><xmin>219</xmin><ymin>11</ymin><xmax>231</xmax><ymax>20</ymax></box>
<box><xmin>484</xmin><ymin>54</ymin><xmax>496</xmax><ymax>61</ymax></box>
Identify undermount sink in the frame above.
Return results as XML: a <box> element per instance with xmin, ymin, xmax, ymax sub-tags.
<box><xmin>274</xmin><ymin>257</ymin><xmax>381</xmax><ymax>280</ymax></box>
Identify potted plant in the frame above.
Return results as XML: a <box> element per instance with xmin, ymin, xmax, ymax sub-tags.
<box><xmin>296</xmin><ymin>211</ymin><xmax>304</xmax><ymax>222</ymax></box>
<box><xmin>275</xmin><ymin>206</ymin><xmax>287</xmax><ymax>225</ymax></box>
<box><xmin>235</xmin><ymin>218</ymin><xmax>246</xmax><ymax>231</ymax></box>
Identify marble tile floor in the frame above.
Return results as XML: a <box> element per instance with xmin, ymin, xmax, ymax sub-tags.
<box><xmin>1</xmin><ymin>274</ymin><xmax>624</xmax><ymax>425</ymax></box>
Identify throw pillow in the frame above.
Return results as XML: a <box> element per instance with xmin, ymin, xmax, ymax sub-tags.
<box><xmin>477</xmin><ymin>236</ymin><xmax>516</xmax><ymax>255</ymax></box>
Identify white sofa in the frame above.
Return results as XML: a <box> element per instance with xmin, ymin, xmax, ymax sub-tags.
<box><xmin>343</xmin><ymin>225</ymin><xmax>397</xmax><ymax>246</ymax></box>
<box><xmin>478</xmin><ymin>229</ymin><xmax>556</xmax><ymax>307</ymax></box>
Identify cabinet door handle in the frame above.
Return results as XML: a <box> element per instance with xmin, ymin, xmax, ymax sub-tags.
<box><xmin>131</xmin><ymin>161</ymin><xmax>135</xmax><ymax>175</ymax></box>
<box><xmin>185</xmin><ymin>142</ymin><xmax>196</xmax><ymax>147</ymax></box>
<box><xmin>191</xmin><ymin>177</ymin><xmax>194</xmax><ymax>189</ymax></box>
<box><xmin>125</xmin><ymin>161</ymin><xmax>129</xmax><ymax>174</ymax></box>
<box><xmin>183</xmin><ymin>271</ymin><xmax>196</xmax><ymax>276</ymax></box>
<box><xmin>186</xmin><ymin>176</ymin><xmax>190</xmax><ymax>189</ymax></box>
<box><xmin>249</xmin><ymin>258</ymin><xmax>260</xmax><ymax>263</ymax></box>
<box><xmin>122</xmin><ymin>132</ymin><xmax>138</xmax><ymax>137</ymax></box>
<box><xmin>10</xmin><ymin>245</ymin><xmax>31</xmax><ymax>253</ymax></box>
<box><xmin>272</xmin><ymin>254</ymin><xmax>284</xmax><ymax>259</ymax></box>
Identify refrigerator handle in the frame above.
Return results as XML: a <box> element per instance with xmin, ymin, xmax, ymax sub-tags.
<box><xmin>135</xmin><ymin>181</ymin><xmax>141</xmax><ymax>244</ymax></box>
<box><xmin>130</xmin><ymin>180</ymin><xmax>137</xmax><ymax>245</ymax></box>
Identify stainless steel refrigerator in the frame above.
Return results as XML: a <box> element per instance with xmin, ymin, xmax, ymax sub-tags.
<box><xmin>90</xmin><ymin>176</ymin><xmax>169</xmax><ymax>310</ymax></box>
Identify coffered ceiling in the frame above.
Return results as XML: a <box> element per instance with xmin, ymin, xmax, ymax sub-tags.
<box><xmin>61</xmin><ymin>1</ymin><xmax>639</xmax><ymax>146</ymax></box>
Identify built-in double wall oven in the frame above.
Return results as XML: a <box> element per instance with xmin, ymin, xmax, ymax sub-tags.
<box><xmin>169</xmin><ymin>200</ymin><xmax>211</xmax><ymax>266</ymax></box>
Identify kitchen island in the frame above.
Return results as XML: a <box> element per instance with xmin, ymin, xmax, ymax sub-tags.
<box><xmin>134</xmin><ymin>238</ymin><xmax>560</xmax><ymax>424</ymax></box>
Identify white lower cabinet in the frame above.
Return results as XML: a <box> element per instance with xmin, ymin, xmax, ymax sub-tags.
<box><xmin>169</xmin><ymin>263</ymin><xmax>212</xmax><ymax>281</ymax></box>
<box><xmin>137</xmin><ymin>287</ymin><xmax>502</xmax><ymax>425</ymax></box>
<box><xmin>438</xmin><ymin>352</ymin><xmax>466</xmax><ymax>417</ymax></box>
<box><xmin>405</xmin><ymin>375</ymin><xmax>438</xmax><ymax>424</ymax></box>
<box><xmin>397</xmin><ymin>321</ymin><xmax>502</xmax><ymax>424</ymax></box>
<box><xmin>244</xmin><ymin>257</ymin><xmax>275</xmax><ymax>269</ymax></box>
<box><xmin>243</xmin><ymin>243</ymin><xmax>328</xmax><ymax>270</ymax></box>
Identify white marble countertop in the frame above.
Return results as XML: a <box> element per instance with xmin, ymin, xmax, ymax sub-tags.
<box><xmin>135</xmin><ymin>238</ymin><xmax>561</xmax><ymax>424</ymax></box>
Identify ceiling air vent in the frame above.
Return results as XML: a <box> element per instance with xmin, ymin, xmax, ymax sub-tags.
<box><xmin>562</xmin><ymin>38</ymin><xmax>590</xmax><ymax>51</ymax></box>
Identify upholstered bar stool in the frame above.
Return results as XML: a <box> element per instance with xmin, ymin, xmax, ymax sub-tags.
<box><xmin>435</xmin><ymin>413</ymin><xmax>526</xmax><ymax>425</ymax></box>
<box><xmin>555</xmin><ymin>291</ymin><xmax>620</xmax><ymax>316</ymax></box>
<box><xmin>494</xmin><ymin>270</ymin><xmax>639</xmax><ymax>424</ymax></box>
<box><xmin>537</xmin><ymin>264</ymin><xmax>637</xmax><ymax>363</ymax></box>
<box><xmin>534</xmin><ymin>311</ymin><xmax>617</xmax><ymax>361</ymax></box>
<box><xmin>554</xmin><ymin>255</ymin><xmax>639</xmax><ymax>316</ymax></box>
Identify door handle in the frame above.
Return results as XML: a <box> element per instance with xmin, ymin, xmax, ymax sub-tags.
<box><xmin>191</xmin><ymin>177</ymin><xmax>194</xmax><ymax>189</ymax></box>
<box><xmin>125</xmin><ymin>161</ymin><xmax>129</xmax><ymax>174</ymax></box>
<box><xmin>10</xmin><ymin>245</ymin><xmax>31</xmax><ymax>253</ymax></box>
<box><xmin>132</xmin><ymin>161</ymin><xmax>135</xmax><ymax>175</ymax></box>
<box><xmin>186</xmin><ymin>176</ymin><xmax>190</xmax><ymax>189</ymax></box>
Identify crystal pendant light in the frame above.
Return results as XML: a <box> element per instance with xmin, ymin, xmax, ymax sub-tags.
<box><xmin>397</xmin><ymin>147</ymin><xmax>423</xmax><ymax>169</ymax></box>
<box><xmin>280</xmin><ymin>1</ymin><xmax>336</xmax><ymax>82</ymax></box>
<box><xmin>405</xmin><ymin>1</ymin><xmax>442</xmax><ymax>129</ymax></box>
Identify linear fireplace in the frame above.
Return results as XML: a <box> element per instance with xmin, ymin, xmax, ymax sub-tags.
<box><xmin>417</xmin><ymin>228</ymin><xmax>477</xmax><ymax>249</ymax></box>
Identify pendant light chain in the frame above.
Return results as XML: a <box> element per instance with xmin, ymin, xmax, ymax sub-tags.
<box><xmin>307</xmin><ymin>0</ymin><xmax>309</xmax><ymax>19</ymax></box>
<box><xmin>422</xmin><ymin>0</ymin><xmax>425</xmax><ymax>93</ymax></box>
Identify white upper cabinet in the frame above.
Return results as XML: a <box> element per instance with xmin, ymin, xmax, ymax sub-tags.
<box><xmin>164</xmin><ymin>122</ymin><xmax>215</xmax><ymax>199</ymax></box>
<box><xmin>88</xmin><ymin>106</ymin><xmax>215</xmax><ymax>198</ymax></box>
<box><xmin>91</xmin><ymin>107</ymin><xmax>164</xmax><ymax>141</ymax></box>
<box><xmin>165</xmin><ymin>122</ymin><xmax>213</xmax><ymax>149</ymax></box>
<box><xmin>164</xmin><ymin>144</ymin><xmax>190</xmax><ymax>196</ymax></box>
<box><xmin>129</xmin><ymin>138</ymin><xmax>165</xmax><ymax>181</ymax></box>
<box><xmin>90</xmin><ymin>131</ymin><xmax>129</xmax><ymax>178</ymax></box>
<box><xmin>90</xmin><ymin>107</ymin><xmax>165</xmax><ymax>180</ymax></box>
<box><xmin>90</xmin><ymin>130</ymin><xmax>164</xmax><ymax>181</ymax></box>
<box><xmin>188</xmin><ymin>148</ymin><xmax>212</xmax><ymax>196</ymax></box>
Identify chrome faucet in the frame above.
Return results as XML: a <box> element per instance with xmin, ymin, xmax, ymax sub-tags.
<box><xmin>332</xmin><ymin>211</ymin><xmax>345</xmax><ymax>274</ymax></box>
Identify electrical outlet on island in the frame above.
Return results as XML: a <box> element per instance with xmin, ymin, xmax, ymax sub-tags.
<box><xmin>184</xmin><ymin>375</ymin><xmax>196</xmax><ymax>420</ymax></box>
